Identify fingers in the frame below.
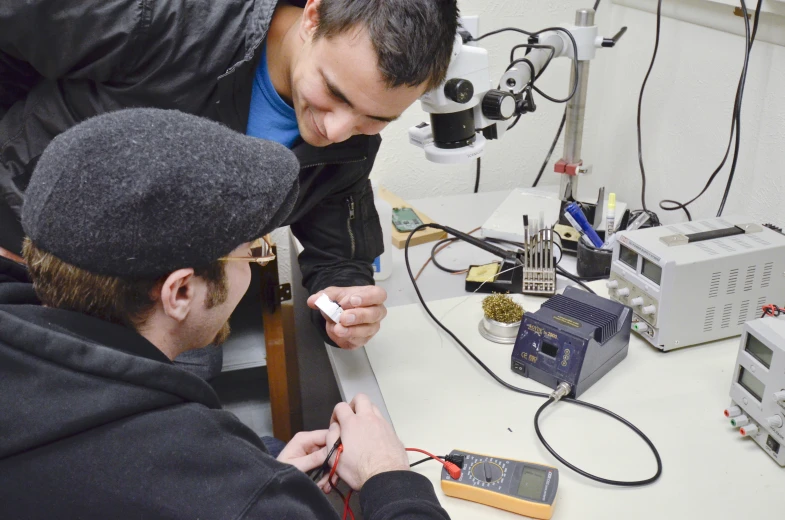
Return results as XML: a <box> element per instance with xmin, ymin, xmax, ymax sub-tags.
<box><xmin>339</xmin><ymin>304</ymin><xmax>387</xmax><ymax>327</ymax></box>
<box><xmin>336</xmin><ymin>286</ymin><xmax>387</xmax><ymax>309</ymax></box>
<box><xmin>331</xmin><ymin>402</ymin><xmax>355</xmax><ymax>426</ymax></box>
<box><xmin>308</xmin><ymin>286</ymin><xmax>388</xmax><ymax>310</ymax></box>
<box><xmin>331</xmin><ymin>322</ymin><xmax>380</xmax><ymax>344</ymax></box>
<box><xmin>289</xmin><ymin>447</ymin><xmax>329</xmax><ymax>474</ymax></box>
<box><xmin>291</xmin><ymin>429</ymin><xmax>329</xmax><ymax>453</ymax></box>
<box><xmin>350</xmin><ymin>394</ymin><xmax>374</xmax><ymax>415</ymax></box>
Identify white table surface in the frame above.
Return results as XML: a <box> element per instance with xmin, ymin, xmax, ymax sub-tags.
<box><xmin>324</xmin><ymin>189</ymin><xmax>578</xmax><ymax>421</ymax></box>
<box><xmin>310</xmin><ymin>189</ymin><xmax>784</xmax><ymax>519</ymax></box>
<box><xmin>364</xmin><ymin>287</ymin><xmax>784</xmax><ymax>520</ymax></box>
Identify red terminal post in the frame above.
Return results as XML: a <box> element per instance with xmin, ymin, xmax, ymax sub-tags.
<box><xmin>724</xmin><ymin>406</ymin><xmax>741</xmax><ymax>418</ymax></box>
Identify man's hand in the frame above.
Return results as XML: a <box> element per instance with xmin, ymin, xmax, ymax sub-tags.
<box><xmin>276</xmin><ymin>424</ymin><xmax>340</xmax><ymax>474</ymax></box>
<box><xmin>307</xmin><ymin>286</ymin><xmax>388</xmax><ymax>350</ymax></box>
<box><xmin>329</xmin><ymin>394</ymin><xmax>410</xmax><ymax>490</ymax></box>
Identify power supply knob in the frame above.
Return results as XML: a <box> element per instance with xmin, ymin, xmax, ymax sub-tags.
<box><xmin>731</xmin><ymin>415</ymin><xmax>750</xmax><ymax>427</ymax></box>
<box><xmin>616</xmin><ymin>287</ymin><xmax>630</xmax><ymax>297</ymax></box>
<box><xmin>482</xmin><ymin>90</ymin><xmax>516</xmax><ymax>120</ymax></box>
<box><xmin>606</xmin><ymin>280</ymin><xmax>618</xmax><ymax>289</ymax></box>
<box><xmin>766</xmin><ymin>415</ymin><xmax>784</xmax><ymax>428</ymax></box>
<box><xmin>774</xmin><ymin>391</ymin><xmax>785</xmax><ymax>402</ymax></box>
<box><xmin>631</xmin><ymin>297</ymin><xmax>644</xmax><ymax>306</ymax></box>
<box><xmin>444</xmin><ymin>78</ymin><xmax>474</xmax><ymax>104</ymax></box>
<box><xmin>740</xmin><ymin>424</ymin><xmax>759</xmax><ymax>437</ymax></box>
<box><xmin>642</xmin><ymin>305</ymin><xmax>656</xmax><ymax>315</ymax></box>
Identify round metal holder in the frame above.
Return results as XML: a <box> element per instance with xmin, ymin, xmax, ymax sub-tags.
<box><xmin>478</xmin><ymin>316</ymin><xmax>521</xmax><ymax>344</ymax></box>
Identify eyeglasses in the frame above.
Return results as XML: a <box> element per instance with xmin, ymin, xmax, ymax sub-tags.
<box><xmin>220</xmin><ymin>236</ymin><xmax>276</xmax><ymax>266</ymax></box>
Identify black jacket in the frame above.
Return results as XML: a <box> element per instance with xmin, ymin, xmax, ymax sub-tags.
<box><xmin>0</xmin><ymin>264</ymin><xmax>450</xmax><ymax>520</ymax></box>
<box><xmin>0</xmin><ymin>0</ymin><xmax>383</xmax><ymax>315</ymax></box>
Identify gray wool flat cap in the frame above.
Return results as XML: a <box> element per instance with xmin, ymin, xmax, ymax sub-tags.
<box><xmin>22</xmin><ymin>108</ymin><xmax>300</xmax><ymax>278</ymax></box>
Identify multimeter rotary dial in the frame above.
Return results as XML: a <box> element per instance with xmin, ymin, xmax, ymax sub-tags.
<box><xmin>471</xmin><ymin>461</ymin><xmax>504</xmax><ymax>483</ymax></box>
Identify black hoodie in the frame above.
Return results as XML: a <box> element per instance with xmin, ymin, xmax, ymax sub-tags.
<box><xmin>0</xmin><ymin>259</ymin><xmax>450</xmax><ymax>520</ymax></box>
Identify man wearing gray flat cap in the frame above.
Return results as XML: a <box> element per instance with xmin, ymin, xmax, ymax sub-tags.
<box><xmin>0</xmin><ymin>109</ymin><xmax>450</xmax><ymax>520</ymax></box>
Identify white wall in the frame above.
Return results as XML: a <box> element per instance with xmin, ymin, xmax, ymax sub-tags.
<box><xmin>276</xmin><ymin>0</ymin><xmax>785</xmax><ymax>285</ymax></box>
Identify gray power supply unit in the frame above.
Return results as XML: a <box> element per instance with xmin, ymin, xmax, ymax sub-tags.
<box><xmin>607</xmin><ymin>216</ymin><xmax>785</xmax><ymax>351</ymax></box>
<box><xmin>724</xmin><ymin>318</ymin><xmax>785</xmax><ymax>466</ymax></box>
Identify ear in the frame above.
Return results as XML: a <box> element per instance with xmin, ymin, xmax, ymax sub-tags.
<box><xmin>299</xmin><ymin>0</ymin><xmax>323</xmax><ymax>41</ymax></box>
<box><xmin>159</xmin><ymin>268</ymin><xmax>199</xmax><ymax>322</ymax></box>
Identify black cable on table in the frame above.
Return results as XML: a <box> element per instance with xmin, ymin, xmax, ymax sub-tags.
<box><xmin>404</xmin><ymin>224</ymin><xmax>663</xmax><ymax>487</ymax></box>
<box><xmin>534</xmin><ymin>397</ymin><xmax>663</xmax><ymax>486</ymax></box>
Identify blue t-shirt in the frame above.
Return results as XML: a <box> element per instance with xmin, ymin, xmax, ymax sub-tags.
<box><xmin>246</xmin><ymin>41</ymin><xmax>301</xmax><ymax>148</ymax></box>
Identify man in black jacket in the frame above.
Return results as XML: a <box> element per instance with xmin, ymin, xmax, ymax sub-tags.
<box><xmin>0</xmin><ymin>108</ymin><xmax>451</xmax><ymax>519</ymax></box>
<box><xmin>0</xmin><ymin>0</ymin><xmax>460</xmax><ymax>352</ymax></box>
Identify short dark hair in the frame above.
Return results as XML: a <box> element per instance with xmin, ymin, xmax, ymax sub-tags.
<box><xmin>23</xmin><ymin>239</ymin><xmax>228</xmax><ymax>329</ymax></box>
<box><xmin>314</xmin><ymin>0</ymin><xmax>459</xmax><ymax>91</ymax></box>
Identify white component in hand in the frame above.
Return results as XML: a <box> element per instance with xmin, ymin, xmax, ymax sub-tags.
<box><xmin>315</xmin><ymin>294</ymin><xmax>343</xmax><ymax>323</ymax></box>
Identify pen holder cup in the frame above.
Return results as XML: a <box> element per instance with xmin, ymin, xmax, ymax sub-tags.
<box><xmin>576</xmin><ymin>240</ymin><xmax>612</xmax><ymax>279</ymax></box>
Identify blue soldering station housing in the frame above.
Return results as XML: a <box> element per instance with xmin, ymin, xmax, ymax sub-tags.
<box><xmin>511</xmin><ymin>287</ymin><xmax>633</xmax><ymax>397</ymax></box>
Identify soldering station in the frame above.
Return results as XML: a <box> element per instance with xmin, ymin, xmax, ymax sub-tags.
<box><xmin>357</xmin><ymin>0</ymin><xmax>785</xmax><ymax>518</ymax></box>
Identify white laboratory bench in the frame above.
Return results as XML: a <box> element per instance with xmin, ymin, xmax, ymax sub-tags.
<box><xmin>290</xmin><ymin>189</ymin><xmax>784</xmax><ymax>519</ymax></box>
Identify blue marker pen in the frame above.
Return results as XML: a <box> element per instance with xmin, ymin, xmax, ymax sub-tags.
<box><xmin>565</xmin><ymin>202</ymin><xmax>604</xmax><ymax>248</ymax></box>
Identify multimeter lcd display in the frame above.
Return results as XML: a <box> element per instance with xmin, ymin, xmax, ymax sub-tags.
<box><xmin>619</xmin><ymin>245</ymin><xmax>638</xmax><ymax>269</ymax></box>
<box><xmin>516</xmin><ymin>467</ymin><xmax>547</xmax><ymax>501</ymax></box>
<box><xmin>738</xmin><ymin>366</ymin><xmax>765</xmax><ymax>402</ymax></box>
<box><xmin>745</xmin><ymin>333</ymin><xmax>773</xmax><ymax>369</ymax></box>
<box><xmin>641</xmin><ymin>258</ymin><xmax>662</xmax><ymax>285</ymax></box>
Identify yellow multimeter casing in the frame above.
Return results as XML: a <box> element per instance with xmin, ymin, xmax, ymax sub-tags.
<box><xmin>440</xmin><ymin>449</ymin><xmax>558</xmax><ymax>519</ymax></box>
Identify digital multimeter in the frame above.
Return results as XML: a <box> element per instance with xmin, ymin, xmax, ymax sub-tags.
<box><xmin>441</xmin><ymin>449</ymin><xmax>558</xmax><ymax>519</ymax></box>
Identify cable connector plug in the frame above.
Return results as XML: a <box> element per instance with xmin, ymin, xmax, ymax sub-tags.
<box><xmin>444</xmin><ymin>454</ymin><xmax>465</xmax><ymax>469</ymax></box>
<box><xmin>443</xmin><ymin>461</ymin><xmax>462</xmax><ymax>480</ymax></box>
<box><xmin>550</xmin><ymin>382</ymin><xmax>571</xmax><ymax>402</ymax></box>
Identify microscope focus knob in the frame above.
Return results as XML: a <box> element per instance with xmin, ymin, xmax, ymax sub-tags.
<box><xmin>444</xmin><ymin>78</ymin><xmax>474</xmax><ymax>104</ymax></box>
<box><xmin>482</xmin><ymin>90</ymin><xmax>516</xmax><ymax>120</ymax></box>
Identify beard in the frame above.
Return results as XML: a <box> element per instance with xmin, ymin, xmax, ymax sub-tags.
<box><xmin>212</xmin><ymin>320</ymin><xmax>231</xmax><ymax>346</ymax></box>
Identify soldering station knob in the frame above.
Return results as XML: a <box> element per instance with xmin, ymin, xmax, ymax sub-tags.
<box><xmin>724</xmin><ymin>406</ymin><xmax>741</xmax><ymax>418</ymax></box>
<box><xmin>482</xmin><ymin>90</ymin><xmax>516</xmax><ymax>120</ymax></box>
<box><xmin>444</xmin><ymin>78</ymin><xmax>474</xmax><ymax>104</ymax></box>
